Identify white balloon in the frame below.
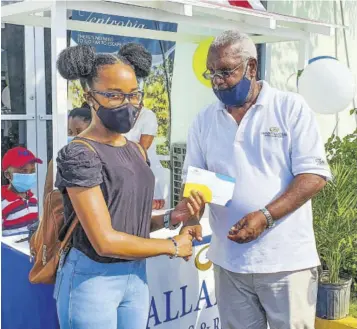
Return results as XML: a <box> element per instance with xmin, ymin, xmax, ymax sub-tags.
<box><xmin>298</xmin><ymin>58</ymin><xmax>356</xmax><ymax>114</ymax></box>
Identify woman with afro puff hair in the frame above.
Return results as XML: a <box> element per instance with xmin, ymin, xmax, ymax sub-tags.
<box><xmin>54</xmin><ymin>43</ymin><xmax>205</xmax><ymax>329</ymax></box>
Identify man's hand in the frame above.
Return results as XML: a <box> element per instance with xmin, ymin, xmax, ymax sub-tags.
<box><xmin>171</xmin><ymin>191</ymin><xmax>205</xmax><ymax>225</ymax></box>
<box><xmin>227</xmin><ymin>211</ymin><xmax>267</xmax><ymax>244</ymax></box>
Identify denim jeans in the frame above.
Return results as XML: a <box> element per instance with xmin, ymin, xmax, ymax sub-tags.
<box><xmin>54</xmin><ymin>248</ymin><xmax>149</xmax><ymax>329</ymax></box>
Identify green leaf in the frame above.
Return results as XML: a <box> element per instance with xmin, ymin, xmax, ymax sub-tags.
<box><xmin>297</xmin><ymin>69</ymin><xmax>304</xmax><ymax>79</ymax></box>
<box><xmin>313</xmin><ymin>161</ymin><xmax>357</xmax><ymax>284</ymax></box>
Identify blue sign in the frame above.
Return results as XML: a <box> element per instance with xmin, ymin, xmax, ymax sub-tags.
<box><xmin>71</xmin><ymin>11</ymin><xmax>178</xmax><ymax>63</ymax></box>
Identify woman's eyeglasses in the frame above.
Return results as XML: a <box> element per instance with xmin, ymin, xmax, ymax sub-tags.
<box><xmin>90</xmin><ymin>90</ymin><xmax>144</xmax><ymax>105</ymax></box>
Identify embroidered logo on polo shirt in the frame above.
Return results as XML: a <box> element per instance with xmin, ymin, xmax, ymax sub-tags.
<box><xmin>314</xmin><ymin>157</ymin><xmax>327</xmax><ymax>166</ymax></box>
<box><xmin>270</xmin><ymin>127</ymin><xmax>280</xmax><ymax>133</ymax></box>
<box><xmin>262</xmin><ymin>127</ymin><xmax>287</xmax><ymax>138</ymax></box>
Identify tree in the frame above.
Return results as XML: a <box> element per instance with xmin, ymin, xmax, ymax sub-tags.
<box><xmin>143</xmin><ymin>57</ymin><xmax>174</xmax><ymax>156</ymax></box>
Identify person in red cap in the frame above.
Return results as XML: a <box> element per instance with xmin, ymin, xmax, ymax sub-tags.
<box><xmin>2</xmin><ymin>146</ymin><xmax>42</xmax><ymax>236</ymax></box>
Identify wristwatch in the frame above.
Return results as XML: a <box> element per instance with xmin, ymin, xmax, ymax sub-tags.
<box><xmin>163</xmin><ymin>209</ymin><xmax>180</xmax><ymax>230</ymax></box>
<box><xmin>163</xmin><ymin>210</ymin><xmax>171</xmax><ymax>229</ymax></box>
<box><xmin>260</xmin><ymin>207</ymin><xmax>275</xmax><ymax>229</ymax></box>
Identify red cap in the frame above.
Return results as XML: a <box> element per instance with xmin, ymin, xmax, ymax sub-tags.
<box><xmin>2</xmin><ymin>147</ymin><xmax>43</xmax><ymax>171</ymax></box>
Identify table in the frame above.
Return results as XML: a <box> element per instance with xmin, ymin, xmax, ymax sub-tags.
<box><xmin>1</xmin><ymin>217</ymin><xmax>219</xmax><ymax>329</ymax></box>
<box><xmin>1</xmin><ymin>235</ymin><xmax>59</xmax><ymax>329</ymax></box>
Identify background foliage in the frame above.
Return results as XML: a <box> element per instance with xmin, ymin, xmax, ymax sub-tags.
<box><xmin>313</xmin><ymin>130</ymin><xmax>357</xmax><ymax>288</ymax></box>
<box><xmin>313</xmin><ymin>163</ymin><xmax>357</xmax><ymax>284</ymax></box>
<box><xmin>143</xmin><ymin>58</ymin><xmax>173</xmax><ymax>156</ymax></box>
<box><xmin>68</xmin><ymin>81</ymin><xmax>85</xmax><ymax>109</ymax></box>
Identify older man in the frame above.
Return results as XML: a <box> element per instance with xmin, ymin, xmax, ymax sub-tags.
<box><xmin>181</xmin><ymin>30</ymin><xmax>331</xmax><ymax>329</ymax></box>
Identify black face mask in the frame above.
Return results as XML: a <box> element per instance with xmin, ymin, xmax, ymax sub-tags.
<box><xmin>93</xmin><ymin>99</ymin><xmax>138</xmax><ymax>134</ymax></box>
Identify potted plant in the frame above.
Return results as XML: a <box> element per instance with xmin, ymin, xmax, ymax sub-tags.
<box><xmin>325</xmin><ymin>130</ymin><xmax>357</xmax><ymax>291</ymax></box>
<box><xmin>313</xmin><ymin>161</ymin><xmax>357</xmax><ymax>320</ymax></box>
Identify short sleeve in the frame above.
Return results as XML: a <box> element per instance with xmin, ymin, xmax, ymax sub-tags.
<box><xmin>182</xmin><ymin>115</ymin><xmax>207</xmax><ymax>182</ymax></box>
<box><xmin>55</xmin><ymin>142</ymin><xmax>103</xmax><ymax>190</ymax></box>
<box><xmin>139</xmin><ymin>109</ymin><xmax>158</xmax><ymax>136</ymax></box>
<box><xmin>290</xmin><ymin>97</ymin><xmax>332</xmax><ymax>180</ymax></box>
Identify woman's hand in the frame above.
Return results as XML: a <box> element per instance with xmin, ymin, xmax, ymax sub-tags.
<box><xmin>171</xmin><ymin>190</ymin><xmax>206</xmax><ymax>226</ymax></box>
<box><xmin>180</xmin><ymin>223</ymin><xmax>202</xmax><ymax>261</ymax></box>
<box><xmin>172</xmin><ymin>232</ymin><xmax>193</xmax><ymax>258</ymax></box>
<box><xmin>180</xmin><ymin>224</ymin><xmax>203</xmax><ymax>242</ymax></box>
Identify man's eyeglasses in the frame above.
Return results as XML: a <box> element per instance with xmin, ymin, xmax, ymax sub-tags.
<box><xmin>202</xmin><ymin>61</ymin><xmax>246</xmax><ymax>81</ymax></box>
<box><xmin>90</xmin><ymin>90</ymin><xmax>144</xmax><ymax>105</ymax></box>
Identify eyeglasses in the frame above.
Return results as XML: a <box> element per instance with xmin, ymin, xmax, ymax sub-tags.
<box><xmin>202</xmin><ymin>61</ymin><xmax>246</xmax><ymax>81</ymax></box>
<box><xmin>90</xmin><ymin>90</ymin><xmax>144</xmax><ymax>106</ymax></box>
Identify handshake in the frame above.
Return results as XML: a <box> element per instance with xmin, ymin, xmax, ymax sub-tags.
<box><xmin>165</xmin><ymin>189</ymin><xmax>270</xmax><ymax>260</ymax></box>
<box><xmin>167</xmin><ymin>190</ymin><xmax>206</xmax><ymax>259</ymax></box>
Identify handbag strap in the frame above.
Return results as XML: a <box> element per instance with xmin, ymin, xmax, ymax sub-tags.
<box><xmin>60</xmin><ymin>139</ymin><xmax>97</xmax><ymax>249</ymax></box>
<box><xmin>60</xmin><ymin>139</ymin><xmax>147</xmax><ymax>250</ymax></box>
<box><xmin>71</xmin><ymin>138</ymin><xmax>97</xmax><ymax>153</ymax></box>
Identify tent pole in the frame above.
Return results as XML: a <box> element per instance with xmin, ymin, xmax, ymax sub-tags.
<box><xmin>297</xmin><ymin>36</ymin><xmax>310</xmax><ymax>71</ymax></box>
<box><xmin>51</xmin><ymin>0</ymin><xmax>68</xmax><ymax>187</ymax></box>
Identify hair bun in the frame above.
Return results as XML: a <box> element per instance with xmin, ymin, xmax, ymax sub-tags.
<box><xmin>57</xmin><ymin>45</ymin><xmax>96</xmax><ymax>80</ymax></box>
<box><xmin>118</xmin><ymin>43</ymin><xmax>152</xmax><ymax>79</ymax></box>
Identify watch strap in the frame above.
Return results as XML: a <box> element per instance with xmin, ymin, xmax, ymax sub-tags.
<box><xmin>260</xmin><ymin>207</ymin><xmax>275</xmax><ymax>229</ymax></box>
<box><xmin>169</xmin><ymin>221</ymin><xmax>181</xmax><ymax>230</ymax></box>
<box><xmin>163</xmin><ymin>209</ymin><xmax>180</xmax><ymax>230</ymax></box>
<box><xmin>163</xmin><ymin>210</ymin><xmax>171</xmax><ymax>229</ymax></box>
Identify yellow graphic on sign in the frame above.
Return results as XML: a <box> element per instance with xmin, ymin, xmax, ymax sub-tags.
<box><xmin>192</xmin><ymin>37</ymin><xmax>214</xmax><ymax>88</ymax></box>
<box><xmin>195</xmin><ymin>245</ymin><xmax>213</xmax><ymax>271</ymax></box>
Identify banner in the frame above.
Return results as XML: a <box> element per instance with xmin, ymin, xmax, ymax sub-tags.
<box><xmin>147</xmin><ymin>218</ymin><xmax>219</xmax><ymax>329</ymax></box>
<box><xmin>71</xmin><ymin>11</ymin><xmax>177</xmax><ymax>66</ymax></box>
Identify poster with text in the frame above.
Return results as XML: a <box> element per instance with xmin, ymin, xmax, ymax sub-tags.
<box><xmin>70</xmin><ymin>11</ymin><xmax>177</xmax><ymax>157</ymax></box>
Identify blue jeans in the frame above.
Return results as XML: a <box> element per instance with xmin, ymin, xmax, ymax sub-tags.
<box><xmin>54</xmin><ymin>248</ymin><xmax>149</xmax><ymax>329</ymax></box>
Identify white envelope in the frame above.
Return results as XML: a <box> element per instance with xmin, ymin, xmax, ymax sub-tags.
<box><xmin>183</xmin><ymin>166</ymin><xmax>235</xmax><ymax>207</ymax></box>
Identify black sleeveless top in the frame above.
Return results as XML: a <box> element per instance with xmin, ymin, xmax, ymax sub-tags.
<box><xmin>55</xmin><ymin>137</ymin><xmax>155</xmax><ymax>263</ymax></box>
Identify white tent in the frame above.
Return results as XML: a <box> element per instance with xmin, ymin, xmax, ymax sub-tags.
<box><xmin>1</xmin><ymin>0</ymin><xmax>344</xmax><ymax>180</ymax></box>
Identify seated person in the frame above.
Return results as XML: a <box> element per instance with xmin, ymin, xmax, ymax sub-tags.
<box><xmin>43</xmin><ymin>106</ymin><xmax>92</xmax><ymax>199</ymax></box>
<box><xmin>2</xmin><ymin>147</ymin><xmax>42</xmax><ymax>236</ymax></box>
<box><xmin>67</xmin><ymin>106</ymin><xmax>92</xmax><ymax>143</ymax></box>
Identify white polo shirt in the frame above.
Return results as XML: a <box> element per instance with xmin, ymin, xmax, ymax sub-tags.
<box><xmin>124</xmin><ymin>107</ymin><xmax>166</xmax><ymax>200</ymax></box>
<box><xmin>182</xmin><ymin>81</ymin><xmax>331</xmax><ymax>274</ymax></box>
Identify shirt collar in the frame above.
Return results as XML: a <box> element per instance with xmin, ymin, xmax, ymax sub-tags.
<box><xmin>255</xmin><ymin>80</ymin><xmax>271</xmax><ymax>107</ymax></box>
<box><xmin>215</xmin><ymin>80</ymin><xmax>271</xmax><ymax>111</ymax></box>
<box><xmin>1</xmin><ymin>185</ymin><xmax>33</xmax><ymax>202</ymax></box>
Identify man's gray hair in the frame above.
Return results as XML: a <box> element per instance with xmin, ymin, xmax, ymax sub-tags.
<box><xmin>211</xmin><ymin>30</ymin><xmax>257</xmax><ymax>60</ymax></box>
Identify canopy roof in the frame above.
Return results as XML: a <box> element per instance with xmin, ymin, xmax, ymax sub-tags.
<box><xmin>1</xmin><ymin>0</ymin><xmax>346</xmax><ymax>189</ymax></box>
<box><xmin>2</xmin><ymin>0</ymin><xmax>345</xmax><ymax>44</ymax></box>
